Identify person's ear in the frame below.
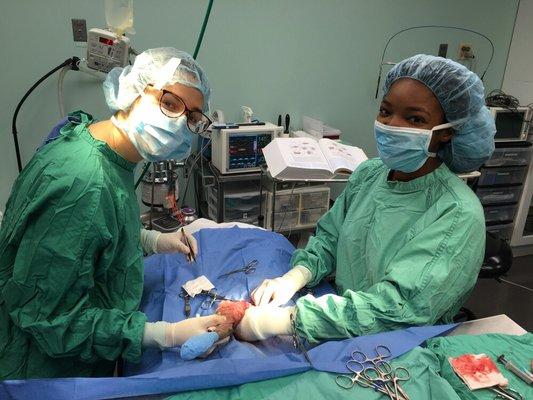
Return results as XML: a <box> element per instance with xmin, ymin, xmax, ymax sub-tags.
<box><xmin>436</xmin><ymin>128</ymin><xmax>453</xmax><ymax>143</ymax></box>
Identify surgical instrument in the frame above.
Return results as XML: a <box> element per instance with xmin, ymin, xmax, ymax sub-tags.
<box><xmin>335</xmin><ymin>360</ymin><xmax>391</xmax><ymax>396</ymax></box>
<box><xmin>335</xmin><ymin>346</ymin><xmax>410</xmax><ymax>399</ymax></box>
<box><xmin>199</xmin><ymin>289</ymin><xmax>234</xmax><ymax>310</ymax></box>
<box><xmin>182</xmin><ymin>227</ymin><xmax>196</xmax><ymax>263</ymax></box>
<box><xmin>498</xmin><ymin>354</ymin><xmax>533</xmax><ymax>385</ymax></box>
<box><xmin>217</xmin><ymin>259</ymin><xmax>258</xmax><ymax>279</ymax></box>
<box><xmin>490</xmin><ymin>385</ymin><xmax>524</xmax><ymax>400</ymax></box>
<box><xmin>351</xmin><ymin>345</ymin><xmax>392</xmax><ymax>365</ymax></box>
<box><xmin>179</xmin><ymin>289</ymin><xmax>191</xmax><ymax>318</ymax></box>
<box><xmin>370</xmin><ymin>361</ymin><xmax>411</xmax><ymax>400</ymax></box>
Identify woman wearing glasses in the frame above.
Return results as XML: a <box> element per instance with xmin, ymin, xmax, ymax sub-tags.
<box><xmin>0</xmin><ymin>48</ymin><xmax>228</xmax><ymax>379</ymax></box>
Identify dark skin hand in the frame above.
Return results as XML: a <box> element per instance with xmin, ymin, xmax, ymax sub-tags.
<box><xmin>377</xmin><ymin>78</ymin><xmax>453</xmax><ymax>182</ymax></box>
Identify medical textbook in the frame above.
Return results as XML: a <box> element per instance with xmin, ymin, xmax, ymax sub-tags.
<box><xmin>263</xmin><ymin>137</ymin><xmax>368</xmax><ymax>180</ymax></box>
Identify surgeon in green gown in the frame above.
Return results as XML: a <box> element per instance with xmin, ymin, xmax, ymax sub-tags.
<box><xmin>0</xmin><ymin>48</ymin><xmax>230</xmax><ymax>379</ymax></box>
<box><xmin>236</xmin><ymin>54</ymin><xmax>496</xmax><ymax>343</ymax></box>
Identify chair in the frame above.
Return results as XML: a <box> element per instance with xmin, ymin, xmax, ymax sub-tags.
<box><xmin>453</xmin><ymin>231</ymin><xmax>513</xmax><ymax>322</ymax></box>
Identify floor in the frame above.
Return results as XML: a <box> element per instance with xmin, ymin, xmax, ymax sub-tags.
<box><xmin>464</xmin><ymin>254</ymin><xmax>533</xmax><ymax>331</ymax></box>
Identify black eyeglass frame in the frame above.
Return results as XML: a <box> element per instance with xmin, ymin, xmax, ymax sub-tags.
<box><xmin>158</xmin><ymin>89</ymin><xmax>212</xmax><ymax>135</ymax></box>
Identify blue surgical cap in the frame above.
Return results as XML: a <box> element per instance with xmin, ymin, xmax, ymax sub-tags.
<box><xmin>103</xmin><ymin>47</ymin><xmax>211</xmax><ymax>114</ymax></box>
<box><xmin>383</xmin><ymin>54</ymin><xmax>495</xmax><ymax>173</ymax></box>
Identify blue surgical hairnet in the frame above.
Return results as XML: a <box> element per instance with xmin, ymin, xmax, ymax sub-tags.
<box><xmin>103</xmin><ymin>47</ymin><xmax>211</xmax><ymax>114</ymax></box>
<box><xmin>383</xmin><ymin>54</ymin><xmax>495</xmax><ymax>173</ymax></box>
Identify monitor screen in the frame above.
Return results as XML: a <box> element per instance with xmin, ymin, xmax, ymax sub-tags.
<box><xmin>495</xmin><ymin>110</ymin><xmax>526</xmax><ymax>139</ymax></box>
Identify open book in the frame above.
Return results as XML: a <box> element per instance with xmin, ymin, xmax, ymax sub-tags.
<box><xmin>263</xmin><ymin>138</ymin><xmax>368</xmax><ymax>179</ymax></box>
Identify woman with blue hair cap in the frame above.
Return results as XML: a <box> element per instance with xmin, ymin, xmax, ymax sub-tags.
<box><xmin>0</xmin><ymin>48</ymin><xmax>230</xmax><ymax>379</ymax></box>
<box><xmin>236</xmin><ymin>54</ymin><xmax>496</xmax><ymax>343</ymax></box>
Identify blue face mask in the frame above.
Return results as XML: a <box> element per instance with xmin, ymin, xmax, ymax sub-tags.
<box><xmin>374</xmin><ymin>120</ymin><xmax>453</xmax><ymax>173</ymax></box>
<box><xmin>112</xmin><ymin>94</ymin><xmax>193</xmax><ymax>162</ymax></box>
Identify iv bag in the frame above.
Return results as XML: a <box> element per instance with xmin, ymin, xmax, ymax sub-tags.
<box><xmin>105</xmin><ymin>0</ymin><xmax>135</xmax><ymax>36</ymax></box>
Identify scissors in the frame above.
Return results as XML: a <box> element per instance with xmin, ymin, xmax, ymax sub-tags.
<box><xmin>335</xmin><ymin>359</ymin><xmax>392</xmax><ymax>397</ymax></box>
<box><xmin>364</xmin><ymin>361</ymin><xmax>410</xmax><ymax>400</ymax></box>
<box><xmin>351</xmin><ymin>345</ymin><xmax>392</xmax><ymax>366</ymax></box>
<box><xmin>217</xmin><ymin>259</ymin><xmax>259</xmax><ymax>279</ymax></box>
<box><xmin>338</xmin><ymin>346</ymin><xmax>410</xmax><ymax>400</ymax></box>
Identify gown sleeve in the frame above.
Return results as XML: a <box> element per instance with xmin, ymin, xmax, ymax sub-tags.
<box><xmin>291</xmin><ymin>160</ymin><xmax>378</xmax><ymax>286</ymax></box>
<box><xmin>3</xmin><ymin>177</ymin><xmax>147</xmax><ymax>363</ymax></box>
<box><xmin>294</xmin><ymin>195</ymin><xmax>486</xmax><ymax>343</ymax></box>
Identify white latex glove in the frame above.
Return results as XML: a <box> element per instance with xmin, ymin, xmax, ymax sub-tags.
<box><xmin>252</xmin><ymin>266</ymin><xmax>312</xmax><ymax>306</ymax></box>
<box><xmin>235</xmin><ymin>306</ymin><xmax>295</xmax><ymax>341</ymax></box>
<box><xmin>142</xmin><ymin>315</ymin><xmax>229</xmax><ymax>348</ymax></box>
<box><xmin>156</xmin><ymin>229</ymin><xmax>198</xmax><ymax>257</ymax></box>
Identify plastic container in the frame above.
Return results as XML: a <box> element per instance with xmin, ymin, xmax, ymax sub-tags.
<box><xmin>486</xmin><ymin>223</ymin><xmax>514</xmax><ymax>241</ymax></box>
<box><xmin>272</xmin><ymin>193</ymin><xmax>299</xmax><ymax>212</ymax></box>
<box><xmin>225</xmin><ymin>205</ymin><xmax>260</xmax><ymax>221</ymax></box>
<box><xmin>207</xmin><ymin>185</ymin><xmax>262</xmax><ymax>222</ymax></box>
<box><xmin>484</xmin><ymin>205</ymin><xmax>517</xmax><ymax>224</ymax></box>
<box><xmin>476</xmin><ymin>186</ymin><xmax>522</xmax><ymax>205</ymax></box>
<box><xmin>478</xmin><ymin>167</ymin><xmax>527</xmax><ymax>186</ymax></box>
<box><xmin>266</xmin><ymin>211</ymin><xmax>299</xmax><ymax>231</ymax></box>
<box><xmin>265</xmin><ymin>186</ymin><xmax>330</xmax><ymax>214</ymax></box>
<box><xmin>300</xmin><ymin>207</ymin><xmax>328</xmax><ymax>226</ymax></box>
<box><xmin>300</xmin><ymin>189</ymin><xmax>330</xmax><ymax>210</ymax></box>
<box><xmin>105</xmin><ymin>0</ymin><xmax>135</xmax><ymax>35</ymax></box>
<box><xmin>484</xmin><ymin>147</ymin><xmax>532</xmax><ymax>167</ymax></box>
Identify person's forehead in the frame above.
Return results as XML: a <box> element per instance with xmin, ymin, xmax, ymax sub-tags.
<box><xmin>385</xmin><ymin>78</ymin><xmax>441</xmax><ymax>110</ymax></box>
<box><xmin>164</xmin><ymin>82</ymin><xmax>204</xmax><ymax>110</ymax></box>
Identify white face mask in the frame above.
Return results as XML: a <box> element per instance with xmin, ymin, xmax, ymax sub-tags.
<box><xmin>374</xmin><ymin>120</ymin><xmax>454</xmax><ymax>173</ymax></box>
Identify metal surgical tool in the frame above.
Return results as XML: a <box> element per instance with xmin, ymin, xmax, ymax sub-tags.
<box><xmin>335</xmin><ymin>345</ymin><xmax>411</xmax><ymax>400</ymax></box>
<box><xmin>217</xmin><ymin>259</ymin><xmax>258</xmax><ymax>279</ymax></box>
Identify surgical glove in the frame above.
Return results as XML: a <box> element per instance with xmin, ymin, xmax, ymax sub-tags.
<box><xmin>142</xmin><ymin>314</ymin><xmax>228</xmax><ymax>348</ymax></box>
<box><xmin>156</xmin><ymin>229</ymin><xmax>198</xmax><ymax>256</ymax></box>
<box><xmin>235</xmin><ymin>306</ymin><xmax>295</xmax><ymax>341</ymax></box>
<box><xmin>252</xmin><ymin>265</ymin><xmax>312</xmax><ymax>306</ymax></box>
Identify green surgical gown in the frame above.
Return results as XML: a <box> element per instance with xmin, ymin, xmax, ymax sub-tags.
<box><xmin>293</xmin><ymin>158</ymin><xmax>486</xmax><ymax>343</ymax></box>
<box><xmin>0</xmin><ymin>111</ymin><xmax>147</xmax><ymax>379</ymax></box>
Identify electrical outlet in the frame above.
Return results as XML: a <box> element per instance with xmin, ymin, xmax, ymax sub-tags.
<box><xmin>71</xmin><ymin>19</ymin><xmax>87</xmax><ymax>42</ymax></box>
<box><xmin>458</xmin><ymin>43</ymin><xmax>474</xmax><ymax>59</ymax></box>
<box><xmin>438</xmin><ymin>43</ymin><xmax>448</xmax><ymax>58</ymax></box>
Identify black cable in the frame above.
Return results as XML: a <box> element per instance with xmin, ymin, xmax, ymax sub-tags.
<box><xmin>375</xmin><ymin>25</ymin><xmax>495</xmax><ymax>99</ymax></box>
<box><xmin>181</xmin><ymin>139</ymin><xmax>212</xmax><ymax>207</ymax></box>
<box><xmin>12</xmin><ymin>57</ymin><xmax>79</xmax><ymax>172</ymax></box>
<box><xmin>135</xmin><ymin>162</ymin><xmax>151</xmax><ymax>189</ymax></box>
<box><xmin>485</xmin><ymin>89</ymin><xmax>520</xmax><ymax>108</ymax></box>
<box><xmin>485</xmin><ymin>89</ymin><xmax>533</xmax><ymax>127</ymax></box>
<box><xmin>277</xmin><ymin>183</ymin><xmax>297</xmax><ymax>232</ymax></box>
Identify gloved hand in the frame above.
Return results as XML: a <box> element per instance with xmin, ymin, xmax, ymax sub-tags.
<box><xmin>252</xmin><ymin>266</ymin><xmax>312</xmax><ymax>306</ymax></box>
<box><xmin>139</xmin><ymin>228</ymin><xmax>198</xmax><ymax>257</ymax></box>
<box><xmin>235</xmin><ymin>306</ymin><xmax>295</xmax><ymax>341</ymax></box>
<box><xmin>156</xmin><ymin>229</ymin><xmax>198</xmax><ymax>257</ymax></box>
<box><xmin>143</xmin><ymin>315</ymin><xmax>229</xmax><ymax>348</ymax></box>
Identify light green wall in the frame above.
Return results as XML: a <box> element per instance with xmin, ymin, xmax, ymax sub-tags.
<box><xmin>0</xmin><ymin>0</ymin><xmax>519</xmax><ymax>210</ymax></box>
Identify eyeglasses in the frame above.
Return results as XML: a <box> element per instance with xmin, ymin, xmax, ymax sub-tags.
<box><xmin>159</xmin><ymin>90</ymin><xmax>212</xmax><ymax>135</ymax></box>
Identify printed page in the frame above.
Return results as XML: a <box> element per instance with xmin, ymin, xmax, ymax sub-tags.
<box><xmin>319</xmin><ymin>139</ymin><xmax>368</xmax><ymax>174</ymax></box>
<box><xmin>283</xmin><ymin>138</ymin><xmax>332</xmax><ymax>172</ymax></box>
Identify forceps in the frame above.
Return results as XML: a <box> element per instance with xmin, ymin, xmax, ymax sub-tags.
<box><xmin>217</xmin><ymin>259</ymin><xmax>258</xmax><ymax>279</ymax></box>
<box><xmin>351</xmin><ymin>345</ymin><xmax>392</xmax><ymax>366</ymax></box>
<box><xmin>365</xmin><ymin>361</ymin><xmax>411</xmax><ymax>400</ymax></box>
<box><xmin>335</xmin><ymin>359</ymin><xmax>392</xmax><ymax>397</ymax></box>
